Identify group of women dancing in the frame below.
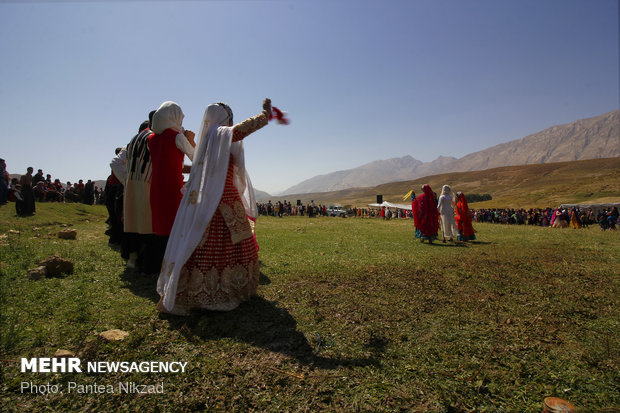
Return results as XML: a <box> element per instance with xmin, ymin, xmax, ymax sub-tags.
<box><xmin>410</xmin><ymin>184</ymin><xmax>476</xmax><ymax>244</ymax></box>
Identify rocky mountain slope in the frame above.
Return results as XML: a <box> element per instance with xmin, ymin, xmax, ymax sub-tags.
<box><xmin>281</xmin><ymin>110</ymin><xmax>619</xmax><ymax>195</ymax></box>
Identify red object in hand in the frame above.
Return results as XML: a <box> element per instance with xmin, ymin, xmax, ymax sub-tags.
<box><xmin>269</xmin><ymin>106</ymin><xmax>289</xmax><ymax>125</ymax></box>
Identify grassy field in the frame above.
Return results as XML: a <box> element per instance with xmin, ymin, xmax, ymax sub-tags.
<box><xmin>1</xmin><ymin>203</ymin><xmax>619</xmax><ymax>412</ymax></box>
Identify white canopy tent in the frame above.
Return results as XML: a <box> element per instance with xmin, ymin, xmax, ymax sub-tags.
<box><xmin>367</xmin><ymin>201</ymin><xmax>412</xmax><ymax>211</ymax></box>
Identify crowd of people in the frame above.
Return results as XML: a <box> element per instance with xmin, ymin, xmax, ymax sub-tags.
<box><xmin>0</xmin><ymin>160</ymin><xmax>104</xmax><ymax>217</ymax></box>
<box><xmin>257</xmin><ymin>200</ymin><xmax>308</xmax><ymax>217</ymax></box>
<box><xmin>472</xmin><ymin>206</ymin><xmax>619</xmax><ymax>230</ymax></box>
<box><xmin>253</xmin><ymin>193</ymin><xmax>619</xmax><ymax>234</ymax></box>
<box><xmin>256</xmin><ymin>201</ymin><xmax>418</xmax><ymax>219</ymax></box>
<box><xmin>257</xmin><ymin>200</ymin><xmax>350</xmax><ymax>217</ymax></box>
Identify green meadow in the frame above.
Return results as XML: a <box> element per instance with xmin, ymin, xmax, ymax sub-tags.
<box><xmin>1</xmin><ymin>203</ymin><xmax>618</xmax><ymax>412</ymax></box>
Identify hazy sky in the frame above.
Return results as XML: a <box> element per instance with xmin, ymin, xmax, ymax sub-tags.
<box><xmin>1</xmin><ymin>0</ymin><xmax>618</xmax><ymax>194</ymax></box>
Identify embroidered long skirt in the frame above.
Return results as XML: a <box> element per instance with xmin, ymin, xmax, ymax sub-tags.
<box><xmin>171</xmin><ymin>157</ymin><xmax>259</xmax><ymax>312</ymax></box>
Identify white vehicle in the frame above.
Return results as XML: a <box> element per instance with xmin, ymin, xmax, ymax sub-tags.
<box><xmin>327</xmin><ymin>205</ymin><xmax>347</xmax><ymax>217</ymax></box>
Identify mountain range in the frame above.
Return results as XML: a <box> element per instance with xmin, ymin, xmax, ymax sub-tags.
<box><xmin>278</xmin><ymin>110</ymin><xmax>619</xmax><ymax>196</ymax></box>
<box><xmin>263</xmin><ymin>157</ymin><xmax>619</xmax><ymax>209</ymax></box>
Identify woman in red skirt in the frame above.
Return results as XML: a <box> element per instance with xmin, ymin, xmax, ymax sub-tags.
<box><xmin>412</xmin><ymin>184</ymin><xmax>439</xmax><ymax>243</ymax></box>
<box><xmin>455</xmin><ymin>192</ymin><xmax>476</xmax><ymax>242</ymax></box>
<box><xmin>157</xmin><ymin>99</ymin><xmax>271</xmax><ymax>315</ymax></box>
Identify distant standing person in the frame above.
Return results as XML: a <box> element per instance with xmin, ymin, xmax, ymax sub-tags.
<box><xmin>0</xmin><ymin>159</ymin><xmax>8</xmax><ymax>205</ymax></box>
<box><xmin>76</xmin><ymin>180</ymin><xmax>85</xmax><ymax>202</ymax></box>
<box><xmin>18</xmin><ymin>167</ymin><xmax>36</xmax><ymax>216</ymax></box>
<box><xmin>569</xmin><ymin>208</ymin><xmax>582</xmax><ymax>229</ymax></box>
<box><xmin>408</xmin><ymin>190</ymin><xmax>421</xmax><ymax>238</ymax></box>
<box><xmin>437</xmin><ymin>185</ymin><xmax>458</xmax><ymax>243</ymax></box>
<box><xmin>412</xmin><ymin>184</ymin><xmax>439</xmax><ymax>243</ymax></box>
<box><xmin>32</xmin><ymin>169</ymin><xmax>44</xmax><ymax>185</ymax></box>
<box><xmin>106</xmin><ymin>147</ymin><xmax>126</xmax><ymax>246</ymax></box>
<box><xmin>455</xmin><ymin>192</ymin><xmax>476</xmax><ymax>242</ymax></box>
<box><xmin>84</xmin><ymin>180</ymin><xmax>95</xmax><ymax>205</ymax></box>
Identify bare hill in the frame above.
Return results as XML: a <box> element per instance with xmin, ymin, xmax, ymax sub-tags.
<box><xmin>281</xmin><ymin>110</ymin><xmax>619</xmax><ymax>195</ymax></box>
<box><xmin>451</xmin><ymin>110</ymin><xmax>620</xmax><ymax>171</ymax></box>
<box><xmin>254</xmin><ymin>189</ymin><xmax>272</xmax><ymax>201</ymax></box>
<box><xmin>282</xmin><ymin>155</ymin><xmax>426</xmax><ymax>194</ymax></box>
<box><xmin>266</xmin><ymin>157</ymin><xmax>620</xmax><ymax>209</ymax></box>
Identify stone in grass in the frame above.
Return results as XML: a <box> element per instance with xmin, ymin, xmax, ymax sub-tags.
<box><xmin>99</xmin><ymin>329</ymin><xmax>129</xmax><ymax>341</ymax></box>
<box><xmin>54</xmin><ymin>349</ymin><xmax>75</xmax><ymax>358</ymax></box>
<box><xmin>28</xmin><ymin>266</ymin><xmax>47</xmax><ymax>280</ymax></box>
<box><xmin>58</xmin><ymin>229</ymin><xmax>77</xmax><ymax>240</ymax></box>
<box><xmin>38</xmin><ymin>255</ymin><xmax>74</xmax><ymax>277</ymax></box>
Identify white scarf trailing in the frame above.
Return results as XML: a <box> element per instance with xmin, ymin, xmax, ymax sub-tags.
<box><xmin>156</xmin><ymin>104</ymin><xmax>257</xmax><ymax>312</ymax></box>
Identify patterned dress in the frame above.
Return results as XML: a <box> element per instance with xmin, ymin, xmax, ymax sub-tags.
<box><xmin>124</xmin><ymin>128</ymin><xmax>154</xmax><ymax>234</ymax></box>
<box><xmin>166</xmin><ymin>112</ymin><xmax>267</xmax><ymax>312</ymax></box>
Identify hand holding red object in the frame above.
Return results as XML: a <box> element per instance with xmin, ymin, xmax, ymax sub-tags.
<box><xmin>269</xmin><ymin>106</ymin><xmax>290</xmax><ymax>125</ymax></box>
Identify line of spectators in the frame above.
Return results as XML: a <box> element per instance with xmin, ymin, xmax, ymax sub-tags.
<box><xmin>257</xmin><ymin>200</ymin><xmax>325</xmax><ymax>217</ymax></box>
<box><xmin>256</xmin><ymin>201</ymin><xmax>417</xmax><ymax>219</ymax></box>
<box><xmin>0</xmin><ymin>161</ymin><xmax>104</xmax><ymax>217</ymax></box>
<box><xmin>472</xmin><ymin>207</ymin><xmax>619</xmax><ymax>230</ymax></box>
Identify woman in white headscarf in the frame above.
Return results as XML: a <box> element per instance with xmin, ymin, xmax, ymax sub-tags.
<box><xmin>437</xmin><ymin>184</ymin><xmax>458</xmax><ymax>242</ymax></box>
<box><xmin>148</xmin><ymin>101</ymin><xmax>196</xmax><ymax>274</ymax></box>
<box><xmin>157</xmin><ymin>99</ymin><xmax>272</xmax><ymax>315</ymax></box>
<box><xmin>149</xmin><ymin>102</ymin><xmax>196</xmax><ymax>235</ymax></box>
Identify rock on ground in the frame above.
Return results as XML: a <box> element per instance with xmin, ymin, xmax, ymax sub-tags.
<box><xmin>38</xmin><ymin>255</ymin><xmax>74</xmax><ymax>276</ymax></box>
<box><xmin>54</xmin><ymin>349</ymin><xmax>76</xmax><ymax>358</ymax></box>
<box><xmin>99</xmin><ymin>329</ymin><xmax>129</xmax><ymax>341</ymax></box>
<box><xmin>58</xmin><ymin>229</ymin><xmax>77</xmax><ymax>240</ymax></box>
<box><xmin>28</xmin><ymin>266</ymin><xmax>47</xmax><ymax>280</ymax></box>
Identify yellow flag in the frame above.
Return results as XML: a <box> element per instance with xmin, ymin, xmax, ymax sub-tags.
<box><xmin>402</xmin><ymin>190</ymin><xmax>413</xmax><ymax>201</ymax></box>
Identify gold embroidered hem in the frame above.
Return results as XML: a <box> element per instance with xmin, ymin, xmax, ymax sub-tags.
<box><xmin>173</xmin><ymin>260</ymin><xmax>259</xmax><ymax>312</ymax></box>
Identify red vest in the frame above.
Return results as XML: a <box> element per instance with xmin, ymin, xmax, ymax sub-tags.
<box><xmin>148</xmin><ymin>129</ymin><xmax>184</xmax><ymax>235</ymax></box>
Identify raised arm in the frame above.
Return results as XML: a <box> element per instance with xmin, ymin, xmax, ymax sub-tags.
<box><xmin>232</xmin><ymin>98</ymin><xmax>272</xmax><ymax>142</ymax></box>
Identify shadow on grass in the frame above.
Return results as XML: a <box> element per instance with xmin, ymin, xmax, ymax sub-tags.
<box><xmin>258</xmin><ymin>271</ymin><xmax>271</xmax><ymax>285</ymax></box>
<box><xmin>119</xmin><ymin>266</ymin><xmax>377</xmax><ymax>369</ymax></box>
<box><xmin>425</xmin><ymin>241</ymin><xmax>469</xmax><ymax>247</ymax></box>
<box><xmin>422</xmin><ymin>240</ymin><xmax>494</xmax><ymax>247</ymax></box>
<box><xmin>119</xmin><ymin>268</ymin><xmax>160</xmax><ymax>302</ymax></box>
<box><xmin>160</xmin><ymin>296</ymin><xmax>379</xmax><ymax>370</ymax></box>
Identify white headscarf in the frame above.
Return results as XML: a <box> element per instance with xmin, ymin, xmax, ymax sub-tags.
<box><xmin>156</xmin><ymin>103</ymin><xmax>257</xmax><ymax>313</ymax></box>
<box><xmin>151</xmin><ymin>101</ymin><xmax>184</xmax><ymax>134</ymax></box>
<box><xmin>441</xmin><ymin>185</ymin><xmax>452</xmax><ymax>197</ymax></box>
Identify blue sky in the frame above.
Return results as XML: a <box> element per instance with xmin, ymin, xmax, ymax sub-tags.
<box><xmin>1</xmin><ymin>0</ymin><xmax>618</xmax><ymax>194</ymax></box>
